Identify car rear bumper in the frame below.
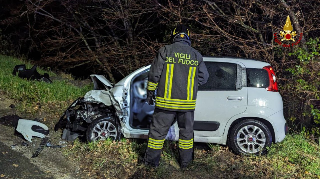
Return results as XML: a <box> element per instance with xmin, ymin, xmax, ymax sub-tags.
<box><xmin>268</xmin><ymin>109</ymin><xmax>287</xmax><ymax>143</ymax></box>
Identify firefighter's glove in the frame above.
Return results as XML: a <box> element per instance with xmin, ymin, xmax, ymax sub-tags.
<box><xmin>146</xmin><ymin>90</ymin><xmax>155</xmax><ymax>106</ymax></box>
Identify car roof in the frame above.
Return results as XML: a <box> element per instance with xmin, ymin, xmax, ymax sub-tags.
<box><xmin>203</xmin><ymin>57</ymin><xmax>270</xmax><ymax>68</ymax></box>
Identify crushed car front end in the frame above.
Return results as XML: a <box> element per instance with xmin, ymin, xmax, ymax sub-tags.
<box><xmin>55</xmin><ymin>75</ymin><xmax>123</xmax><ymax>141</ymax></box>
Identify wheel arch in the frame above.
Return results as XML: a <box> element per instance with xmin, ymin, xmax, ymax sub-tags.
<box><xmin>226</xmin><ymin>117</ymin><xmax>275</xmax><ymax>143</ymax></box>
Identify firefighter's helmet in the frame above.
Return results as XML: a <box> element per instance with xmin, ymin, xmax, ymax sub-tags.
<box><xmin>172</xmin><ymin>24</ymin><xmax>190</xmax><ymax>40</ymax></box>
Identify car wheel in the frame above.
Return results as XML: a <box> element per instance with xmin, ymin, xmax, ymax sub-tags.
<box><xmin>86</xmin><ymin>116</ymin><xmax>120</xmax><ymax>142</ymax></box>
<box><xmin>228</xmin><ymin>119</ymin><xmax>272</xmax><ymax>155</ymax></box>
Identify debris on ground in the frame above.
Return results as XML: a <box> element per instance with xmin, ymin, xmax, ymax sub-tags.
<box><xmin>31</xmin><ymin>138</ymin><xmax>67</xmax><ymax>158</ymax></box>
<box><xmin>16</xmin><ymin>119</ymin><xmax>49</xmax><ymax>142</ymax></box>
<box><xmin>1</xmin><ymin>115</ymin><xmax>66</xmax><ymax>158</ymax></box>
<box><xmin>12</xmin><ymin>64</ymin><xmax>52</xmax><ymax>83</ymax></box>
<box><xmin>46</xmin><ymin>141</ymin><xmax>66</xmax><ymax>148</ymax></box>
<box><xmin>0</xmin><ymin>114</ymin><xmax>21</xmax><ymax>127</ymax></box>
<box><xmin>32</xmin><ymin>137</ymin><xmax>49</xmax><ymax>158</ymax></box>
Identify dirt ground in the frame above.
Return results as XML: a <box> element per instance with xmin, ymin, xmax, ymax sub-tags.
<box><xmin>0</xmin><ymin>93</ymin><xmax>81</xmax><ymax>179</ymax></box>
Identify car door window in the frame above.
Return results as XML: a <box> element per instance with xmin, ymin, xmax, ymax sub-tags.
<box><xmin>199</xmin><ymin>62</ymin><xmax>237</xmax><ymax>91</ymax></box>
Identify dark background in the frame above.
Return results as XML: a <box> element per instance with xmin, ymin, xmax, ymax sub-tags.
<box><xmin>1</xmin><ymin>0</ymin><xmax>320</xmax><ymax>133</ymax></box>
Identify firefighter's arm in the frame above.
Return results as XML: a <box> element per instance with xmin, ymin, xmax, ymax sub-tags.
<box><xmin>147</xmin><ymin>47</ymin><xmax>166</xmax><ymax>104</ymax></box>
<box><xmin>198</xmin><ymin>60</ymin><xmax>209</xmax><ymax>86</ymax></box>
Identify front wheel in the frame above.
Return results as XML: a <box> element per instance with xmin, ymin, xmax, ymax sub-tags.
<box><xmin>228</xmin><ymin>119</ymin><xmax>272</xmax><ymax>155</ymax></box>
<box><xmin>86</xmin><ymin>116</ymin><xmax>120</xmax><ymax>142</ymax></box>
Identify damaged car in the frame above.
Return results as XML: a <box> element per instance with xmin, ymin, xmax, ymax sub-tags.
<box><xmin>55</xmin><ymin>57</ymin><xmax>288</xmax><ymax>155</ymax></box>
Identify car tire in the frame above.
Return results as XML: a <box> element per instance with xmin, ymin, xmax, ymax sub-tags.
<box><xmin>228</xmin><ymin>119</ymin><xmax>272</xmax><ymax>155</ymax></box>
<box><xmin>86</xmin><ymin>116</ymin><xmax>120</xmax><ymax>142</ymax></box>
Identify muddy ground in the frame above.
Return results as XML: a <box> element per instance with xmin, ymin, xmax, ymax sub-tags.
<box><xmin>0</xmin><ymin>92</ymin><xmax>82</xmax><ymax>179</ymax></box>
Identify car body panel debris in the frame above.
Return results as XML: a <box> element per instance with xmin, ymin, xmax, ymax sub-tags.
<box><xmin>16</xmin><ymin>119</ymin><xmax>49</xmax><ymax>142</ymax></box>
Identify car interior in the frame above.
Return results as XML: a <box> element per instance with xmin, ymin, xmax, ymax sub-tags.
<box><xmin>130</xmin><ymin>70</ymin><xmax>155</xmax><ymax>129</ymax></box>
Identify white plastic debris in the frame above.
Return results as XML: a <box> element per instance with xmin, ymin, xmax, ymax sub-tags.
<box><xmin>16</xmin><ymin>119</ymin><xmax>49</xmax><ymax>142</ymax></box>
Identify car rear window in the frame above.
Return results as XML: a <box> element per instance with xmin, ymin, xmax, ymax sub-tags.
<box><xmin>246</xmin><ymin>68</ymin><xmax>269</xmax><ymax>88</ymax></box>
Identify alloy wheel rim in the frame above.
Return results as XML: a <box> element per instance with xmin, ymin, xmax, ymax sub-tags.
<box><xmin>91</xmin><ymin>121</ymin><xmax>117</xmax><ymax>141</ymax></box>
<box><xmin>236</xmin><ymin>125</ymin><xmax>266</xmax><ymax>153</ymax></box>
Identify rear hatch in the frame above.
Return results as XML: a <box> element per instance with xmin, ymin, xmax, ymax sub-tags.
<box><xmin>246</xmin><ymin>65</ymin><xmax>283</xmax><ymax>112</ymax></box>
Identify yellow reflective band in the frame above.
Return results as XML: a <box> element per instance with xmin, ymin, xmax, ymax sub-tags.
<box><xmin>156</xmin><ymin>102</ymin><xmax>195</xmax><ymax>106</ymax></box>
<box><xmin>187</xmin><ymin>67</ymin><xmax>196</xmax><ymax>100</ymax></box>
<box><xmin>148</xmin><ymin>142</ymin><xmax>163</xmax><ymax>146</ymax></box>
<box><xmin>148</xmin><ymin>144</ymin><xmax>163</xmax><ymax>149</ymax></box>
<box><xmin>179</xmin><ymin>145</ymin><xmax>193</xmax><ymax>149</ymax></box>
<box><xmin>149</xmin><ymin>138</ymin><xmax>164</xmax><ymax>143</ymax></box>
<box><xmin>179</xmin><ymin>143</ymin><xmax>194</xmax><ymax>147</ymax></box>
<box><xmin>164</xmin><ymin>64</ymin><xmax>169</xmax><ymax>98</ymax></box>
<box><xmin>179</xmin><ymin>144</ymin><xmax>194</xmax><ymax>149</ymax></box>
<box><xmin>179</xmin><ymin>142</ymin><xmax>194</xmax><ymax>146</ymax></box>
<box><xmin>156</xmin><ymin>97</ymin><xmax>196</xmax><ymax>109</ymax></box>
<box><xmin>169</xmin><ymin>64</ymin><xmax>174</xmax><ymax>99</ymax></box>
<box><xmin>148</xmin><ymin>143</ymin><xmax>163</xmax><ymax>148</ymax></box>
<box><xmin>191</xmin><ymin>67</ymin><xmax>196</xmax><ymax>100</ymax></box>
<box><xmin>147</xmin><ymin>81</ymin><xmax>158</xmax><ymax>90</ymax></box>
<box><xmin>173</xmin><ymin>28</ymin><xmax>177</xmax><ymax>35</ymax></box>
<box><xmin>179</xmin><ymin>138</ymin><xmax>193</xmax><ymax>142</ymax></box>
<box><xmin>187</xmin><ymin>67</ymin><xmax>192</xmax><ymax>100</ymax></box>
<box><xmin>156</xmin><ymin>97</ymin><xmax>196</xmax><ymax>103</ymax></box>
<box><xmin>148</xmin><ymin>81</ymin><xmax>158</xmax><ymax>86</ymax></box>
<box><xmin>156</xmin><ymin>99</ymin><xmax>195</xmax><ymax>105</ymax></box>
<box><xmin>179</xmin><ymin>138</ymin><xmax>194</xmax><ymax>149</ymax></box>
<box><xmin>155</xmin><ymin>98</ymin><xmax>196</xmax><ymax>109</ymax></box>
<box><xmin>148</xmin><ymin>138</ymin><xmax>165</xmax><ymax>149</ymax></box>
<box><xmin>164</xmin><ymin>64</ymin><xmax>174</xmax><ymax>99</ymax></box>
<box><xmin>147</xmin><ymin>86</ymin><xmax>157</xmax><ymax>90</ymax></box>
<box><xmin>148</xmin><ymin>83</ymin><xmax>157</xmax><ymax>88</ymax></box>
<box><xmin>156</xmin><ymin>103</ymin><xmax>195</xmax><ymax>110</ymax></box>
<box><xmin>156</xmin><ymin>101</ymin><xmax>195</xmax><ymax>108</ymax></box>
<box><xmin>156</xmin><ymin>100</ymin><xmax>195</xmax><ymax>105</ymax></box>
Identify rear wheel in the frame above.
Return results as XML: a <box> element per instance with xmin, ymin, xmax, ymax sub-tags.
<box><xmin>228</xmin><ymin>119</ymin><xmax>272</xmax><ymax>155</ymax></box>
<box><xmin>86</xmin><ymin>116</ymin><xmax>120</xmax><ymax>142</ymax></box>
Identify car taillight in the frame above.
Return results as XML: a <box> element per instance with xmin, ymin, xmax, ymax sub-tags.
<box><xmin>263</xmin><ymin>66</ymin><xmax>278</xmax><ymax>92</ymax></box>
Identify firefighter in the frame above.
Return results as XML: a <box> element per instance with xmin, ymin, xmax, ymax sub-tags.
<box><xmin>144</xmin><ymin>24</ymin><xmax>209</xmax><ymax>168</ymax></box>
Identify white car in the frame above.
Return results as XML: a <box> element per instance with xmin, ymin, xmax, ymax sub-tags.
<box><xmin>55</xmin><ymin>57</ymin><xmax>287</xmax><ymax>155</ymax></box>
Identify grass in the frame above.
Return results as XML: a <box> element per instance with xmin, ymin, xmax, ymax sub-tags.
<box><xmin>0</xmin><ymin>55</ymin><xmax>92</xmax><ymax>121</ymax></box>
<box><xmin>63</xmin><ymin>134</ymin><xmax>320</xmax><ymax>179</ymax></box>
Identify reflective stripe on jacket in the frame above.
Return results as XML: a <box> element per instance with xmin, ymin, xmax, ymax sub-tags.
<box><xmin>147</xmin><ymin>38</ymin><xmax>209</xmax><ymax>112</ymax></box>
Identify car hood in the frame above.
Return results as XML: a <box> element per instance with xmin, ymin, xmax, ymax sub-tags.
<box><xmin>90</xmin><ymin>74</ymin><xmax>113</xmax><ymax>89</ymax></box>
<box><xmin>114</xmin><ymin>65</ymin><xmax>150</xmax><ymax>87</ymax></box>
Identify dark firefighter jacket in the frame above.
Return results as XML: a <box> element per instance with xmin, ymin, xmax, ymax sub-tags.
<box><xmin>147</xmin><ymin>37</ymin><xmax>209</xmax><ymax>112</ymax></box>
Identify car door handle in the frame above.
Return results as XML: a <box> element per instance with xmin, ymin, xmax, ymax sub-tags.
<box><xmin>227</xmin><ymin>96</ymin><xmax>243</xmax><ymax>101</ymax></box>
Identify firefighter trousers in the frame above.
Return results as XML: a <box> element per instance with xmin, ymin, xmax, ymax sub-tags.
<box><xmin>144</xmin><ymin>108</ymin><xmax>194</xmax><ymax>167</ymax></box>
